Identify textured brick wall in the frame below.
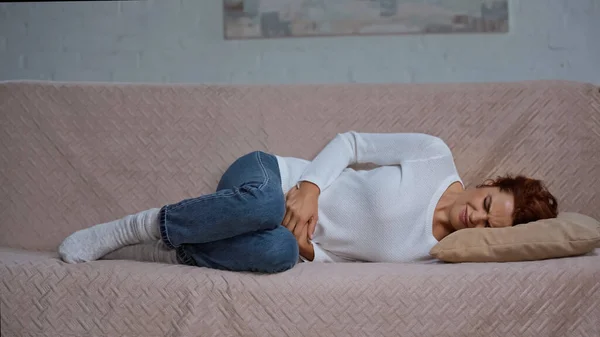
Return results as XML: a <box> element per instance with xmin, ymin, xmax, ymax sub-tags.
<box><xmin>1</xmin><ymin>0</ymin><xmax>598</xmax><ymax>84</ymax></box>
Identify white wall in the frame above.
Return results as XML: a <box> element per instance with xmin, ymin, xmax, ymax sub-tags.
<box><xmin>1</xmin><ymin>0</ymin><xmax>598</xmax><ymax>84</ymax></box>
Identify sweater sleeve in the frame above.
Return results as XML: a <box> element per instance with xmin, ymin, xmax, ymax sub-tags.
<box><xmin>298</xmin><ymin>131</ymin><xmax>451</xmax><ymax>192</ymax></box>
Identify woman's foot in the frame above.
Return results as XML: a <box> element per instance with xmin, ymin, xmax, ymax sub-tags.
<box><xmin>58</xmin><ymin>208</ymin><xmax>161</xmax><ymax>263</ymax></box>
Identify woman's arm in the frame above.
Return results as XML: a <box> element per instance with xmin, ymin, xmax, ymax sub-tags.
<box><xmin>298</xmin><ymin>131</ymin><xmax>451</xmax><ymax>192</ymax></box>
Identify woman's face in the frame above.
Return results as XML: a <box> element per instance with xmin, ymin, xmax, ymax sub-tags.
<box><xmin>450</xmin><ymin>187</ymin><xmax>515</xmax><ymax>231</ymax></box>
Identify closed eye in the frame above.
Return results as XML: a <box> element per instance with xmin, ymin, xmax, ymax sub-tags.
<box><xmin>484</xmin><ymin>195</ymin><xmax>492</xmax><ymax>227</ymax></box>
<box><xmin>484</xmin><ymin>196</ymin><xmax>492</xmax><ymax>212</ymax></box>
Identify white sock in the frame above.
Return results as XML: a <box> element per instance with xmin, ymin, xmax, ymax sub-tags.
<box><xmin>58</xmin><ymin>208</ymin><xmax>161</xmax><ymax>263</ymax></box>
<box><xmin>101</xmin><ymin>241</ymin><xmax>179</xmax><ymax>264</ymax></box>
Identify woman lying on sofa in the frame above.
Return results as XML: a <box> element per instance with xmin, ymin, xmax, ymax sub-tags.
<box><xmin>58</xmin><ymin>132</ymin><xmax>558</xmax><ymax>273</ymax></box>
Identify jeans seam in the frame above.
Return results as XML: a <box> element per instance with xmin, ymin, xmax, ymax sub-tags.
<box><xmin>176</xmin><ymin>248</ymin><xmax>195</xmax><ymax>265</ymax></box>
<box><xmin>256</xmin><ymin>151</ymin><xmax>270</xmax><ymax>190</ymax></box>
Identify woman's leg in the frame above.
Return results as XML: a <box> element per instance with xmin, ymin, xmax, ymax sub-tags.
<box><xmin>178</xmin><ymin>226</ymin><xmax>299</xmax><ymax>273</ymax></box>
<box><xmin>159</xmin><ymin>151</ymin><xmax>285</xmax><ymax>248</ymax></box>
<box><xmin>165</xmin><ymin>151</ymin><xmax>298</xmax><ymax>273</ymax></box>
<box><xmin>58</xmin><ymin>151</ymin><xmax>286</xmax><ymax>264</ymax></box>
<box><xmin>101</xmin><ymin>225</ymin><xmax>300</xmax><ymax>274</ymax></box>
<box><xmin>102</xmin><ymin>240</ymin><xmax>179</xmax><ymax>265</ymax></box>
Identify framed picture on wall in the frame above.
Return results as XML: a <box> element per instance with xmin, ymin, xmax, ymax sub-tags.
<box><xmin>224</xmin><ymin>0</ymin><xmax>509</xmax><ymax>39</ymax></box>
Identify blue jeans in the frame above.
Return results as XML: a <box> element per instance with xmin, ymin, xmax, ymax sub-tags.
<box><xmin>159</xmin><ymin>151</ymin><xmax>299</xmax><ymax>273</ymax></box>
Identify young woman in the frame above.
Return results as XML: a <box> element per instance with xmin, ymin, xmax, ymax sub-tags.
<box><xmin>59</xmin><ymin>132</ymin><xmax>558</xmax><ymax>273</ymax></box>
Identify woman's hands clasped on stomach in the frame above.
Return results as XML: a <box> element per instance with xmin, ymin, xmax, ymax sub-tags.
<box><xmin>282</xmin><ymin>181</ymin><xmax>320</xmax><ymax>261</ymax></box>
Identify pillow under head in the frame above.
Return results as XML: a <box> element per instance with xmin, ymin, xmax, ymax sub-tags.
<box><xmin>430</xmin><ymin>212</ymin><xmax>600</xmax><ymax>263</ymax></box>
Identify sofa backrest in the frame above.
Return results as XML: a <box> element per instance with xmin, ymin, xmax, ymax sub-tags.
<box><xmin>1</xmin><ymin>80</ymin><xmax>599</xmax><ymax>251</ymax></box>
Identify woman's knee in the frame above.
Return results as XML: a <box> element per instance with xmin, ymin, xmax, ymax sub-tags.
<box><xmin>244</xmin><ymin>188</ymin><xmax>285</xmax><ymax>230</ymax></box>
<box><xmin>260</xmin><ymin>228</ymin><xmax>299</xmax><ymax>273</ymax></box>
<box><xmin>262</xmin><ymin>192</ymin><xmax>285</xmax><ymax>227</ymax></box>
<box><xmin>217</xmin><ymin>150</ymin><xmax>273</xmax><ymax>191</ymax></box>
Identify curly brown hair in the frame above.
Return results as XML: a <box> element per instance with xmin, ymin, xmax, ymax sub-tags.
<box><xmin>478</xmin><ymin>175</ymin><xmax>558</xmax><ymax>226</ymax></box>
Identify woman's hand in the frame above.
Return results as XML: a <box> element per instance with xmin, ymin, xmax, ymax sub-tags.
<box><xmin>294</xmin><ymin>222</ymin><xmax>315</xmax><ymax>261</ymax></box>
<box><xmin>282</xmin><ymin>181</ymin><xmax>320</xmax><ymax>240</ymax></box>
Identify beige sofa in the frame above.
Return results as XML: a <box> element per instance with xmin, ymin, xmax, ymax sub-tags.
<box><xmin>1</xmin><ymin>80</ymin><xmax>599</xmax><ymax>337</ymax></box>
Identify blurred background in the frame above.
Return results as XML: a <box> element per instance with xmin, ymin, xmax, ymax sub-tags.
<box><xmin>0</xmin><ymin>0</ymin><xmax>598</xmax><ymax>84</ymax></box>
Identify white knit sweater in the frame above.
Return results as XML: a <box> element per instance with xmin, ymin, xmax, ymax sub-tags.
<box><xmin>276</xmin><ymin>132</ymin><xmax>462</xmax><ymax>263</ymax></box>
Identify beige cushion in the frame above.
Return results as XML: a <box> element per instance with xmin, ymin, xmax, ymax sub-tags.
<box><xmin>430</xmin><ymin>212</ymin><xmax>600</xmax><ymax>263</ymax></box>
